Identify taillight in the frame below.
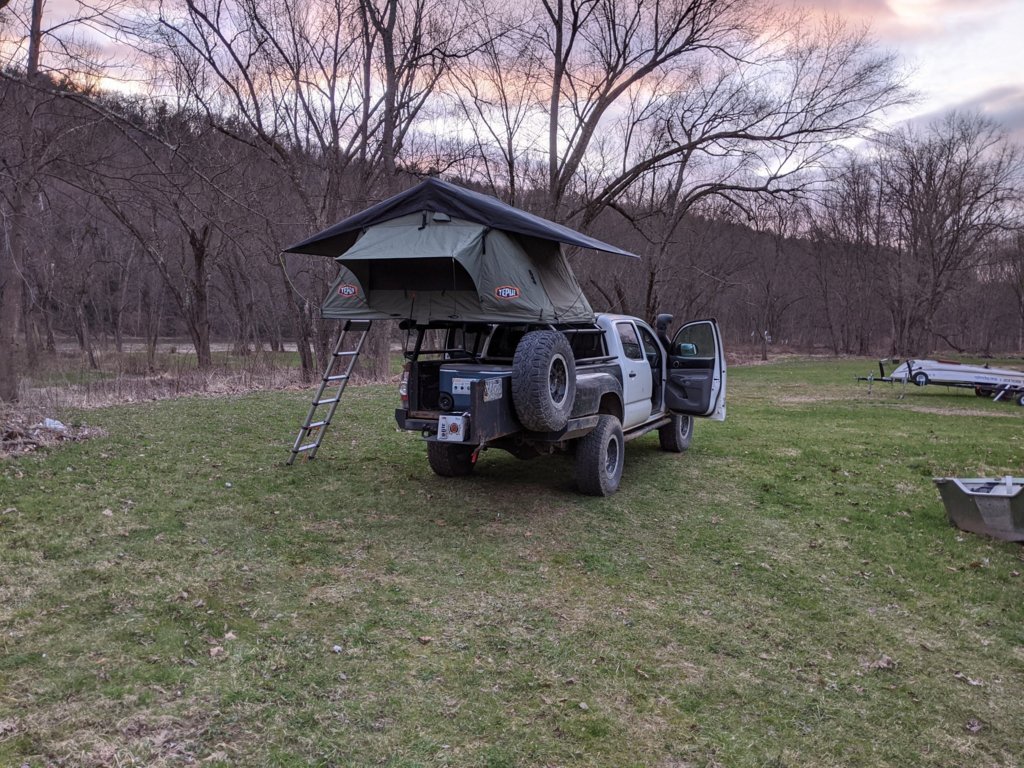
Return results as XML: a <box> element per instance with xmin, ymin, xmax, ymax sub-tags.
<box><xmin>399</xmin><ymin>364</ymin><xmax>410</xmax><ymax>408</ymax></box>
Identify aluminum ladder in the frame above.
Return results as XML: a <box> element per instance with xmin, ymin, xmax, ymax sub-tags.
<box><xmin>287</xmin><ymin>320</ymin><xmax>372</xmax><ymax>465</ymax></box>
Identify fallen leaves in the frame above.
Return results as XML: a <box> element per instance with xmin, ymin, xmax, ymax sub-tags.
<box><xmin>864</xmin><ymin>654</ymin><xmax>897</xmax><ymax>671</ymax></box>
<box><xmin>953</xmin><ymin>671</ymin><xmax>984</xmax><ymax>687</ymax></box>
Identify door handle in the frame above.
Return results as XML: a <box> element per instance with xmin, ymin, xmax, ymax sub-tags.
<box><xmin>628</xmin><ymin>371</ymin><xmax>637</xmax><ymax>378</ymax></box>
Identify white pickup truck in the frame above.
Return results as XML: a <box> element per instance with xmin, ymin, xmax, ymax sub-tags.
<box><xmin>395</xmin><ymin>313</ymin><xmax>726</xmax><ymax>495</ymax></box>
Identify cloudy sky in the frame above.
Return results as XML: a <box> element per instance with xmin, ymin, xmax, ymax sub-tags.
<box><xmin>6</xmin><ymin>0</ymin><xmax>1024</xmax><ymax>140</ymax></box>
<box><xmin>798</xmin><ymin>0</ymin><xmax>1024</xmax><ymax>140</ymax></box>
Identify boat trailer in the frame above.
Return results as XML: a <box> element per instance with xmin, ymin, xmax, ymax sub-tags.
<box><xmin>859</xmin><ymin>358</ymin><xmax>1024</xmax><ymax>405</ymax></box>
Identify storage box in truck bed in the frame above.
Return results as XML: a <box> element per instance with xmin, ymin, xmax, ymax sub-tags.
<box><xmin>438</xmin><ymin>364</ymin><xmax>513</xmax><ymax>411</ymax></box>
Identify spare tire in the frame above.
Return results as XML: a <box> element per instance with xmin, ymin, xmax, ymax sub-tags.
<box><xmin>512</xmin><ymin>330</ymin><xmax>576</xmax><ymax>432</ymax></box>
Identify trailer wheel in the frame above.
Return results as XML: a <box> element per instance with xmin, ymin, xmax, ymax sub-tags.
<box><xmin>658</xmin><ymin>414</ymin><xmax>693</xmax><ymax>453</ymax></box>
<box><xmin>427</xmin><ymin>442</ymin><xmax>476</xmax><ymax>477</ymax></box>
<box><xmin>1016</xmin><ymin>393</ymin><xmax>1024</xmax><ymax>407</ymax></box>
<box><xmin>575</xmin><ymin>415</ymin><xmax>624</xmax><ymax>496</ymax></box>
<box><xmin>512</xmin><ymin>331</ymin><xmax>576</xmax><ymax>432</ymax></box>
<box><xmin>913</xmin><ymin>372</ymin><xmax>929</xmax><ymax>387</ymax></box>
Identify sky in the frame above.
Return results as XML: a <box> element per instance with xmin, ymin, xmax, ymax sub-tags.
<box><xmin>5</xmin><ymin>0</ymin><xmax>1024</xmax><ymax>141</ymax></box>
<box><xmin>796</xmin><ymin>0</ymin><xmax>1024</xmax><ymax>140</ymax></box>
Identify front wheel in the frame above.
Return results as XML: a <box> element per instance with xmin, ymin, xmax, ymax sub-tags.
<box><xmin>658</xmin><ymin>414</ymin><xmax>693</xmax><ymax>453</ymax></box>
<box><xmin>427</xmin><ymin>442</ymin><xmax>476</xmax><ymax>477</ymax></box>
<box><xmin>575</xmin><ymin>415</ymin><xmax>625</xmax><ymax>496</ymax></box>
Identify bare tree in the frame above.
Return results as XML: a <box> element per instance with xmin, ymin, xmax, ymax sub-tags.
<box><xmin>745</xmin><ymin>195</ymin><xmax>807</xmax><ymax>359</ymax></box>
<box><xmin>1007</xmin><ymin>232</ymin><xmax>1024</xmax><ymax>351</ymax></box>
<box><xmin>461</xmin><ymin>1</ymin><xmax>907</xmax><ymax>224</ymax></box>
<box><xmin>1</xmin><ymin>0</ymin><xmax>124</xmax><ymax>399</ymax></box>
<box><xmin>879</xmin><ymin>113</ymin><xmax>1021</xmax><ymax>354</ymax></box>
<box><xmin>806</xmin><ymin>156</ymin><xmax>889</xmax><ymax>355</ymax></box>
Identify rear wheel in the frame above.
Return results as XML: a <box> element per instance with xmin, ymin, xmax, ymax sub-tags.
<box><xmin>658</xmin><ymin>414</ymin><xmax>693</xmax><ymax>452</ymax></box>
<box><xmin>427</xmin><ymin>442</ymin><xmax>476</xmax><ymax>477</ymax></box>
<box><xmin>575</xmin><ymin>415</ymin><xmax>624</xmax><ymax>496</ymax></box>
<box><xmin>913</xmin><ymin>372</ymin><xmax>929</xmax><ymax>387</ymax></box>
<box><xmin>512</xmin><ymin>331</ymin><xmax>576</xmax><ymax>432</ymax></box>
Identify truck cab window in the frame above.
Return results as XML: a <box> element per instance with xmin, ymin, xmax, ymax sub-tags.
<box><xmin>616</xmin><ymin>322</ymin><xmax>643</xmax><ymax>361</ymax></box>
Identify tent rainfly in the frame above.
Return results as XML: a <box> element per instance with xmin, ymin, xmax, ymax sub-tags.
<box><xmin>284</xmin><ymin>178</ymin><xmax>637</xmax><ymax>325</ymax></box>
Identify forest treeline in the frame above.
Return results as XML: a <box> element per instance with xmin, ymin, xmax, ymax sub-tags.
<box><xmin>2</xmin><ymin>0</ymin><xmax>1022</xmax><ymax>402</ymax></box>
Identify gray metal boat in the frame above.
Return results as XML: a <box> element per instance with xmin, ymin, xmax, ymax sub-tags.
<box><xmin>934</xmin><ymin>476</ymin><xmax>1024</xmax><ymax>541</ymax></box>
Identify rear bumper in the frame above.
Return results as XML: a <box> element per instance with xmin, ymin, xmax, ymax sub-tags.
<box><xmin>395</xmin><ymin>409</ymin><xmax>438</xmax><ymax>434</ymax></box>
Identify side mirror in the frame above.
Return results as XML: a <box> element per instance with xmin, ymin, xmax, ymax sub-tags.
<box><xmin>675</xmin><ymin>342</ymin><xmax>698</xmax><ymax>357</ymax></box>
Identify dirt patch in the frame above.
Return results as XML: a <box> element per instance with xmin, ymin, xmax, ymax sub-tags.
<box><xmin>776</xmin><ymin>394</ymin><xmax>846</xmax><ymax>405</ymax></box>
<box><xmin>902</xmin><ymin>406</ymin><xmax>1019</xmax><ymax>419</ymax></box>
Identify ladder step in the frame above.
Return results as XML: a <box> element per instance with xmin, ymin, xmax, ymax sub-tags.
<box><xmin>306</xmin><ymin>420</ymin><xmax>328</xmax><ymax>430</ymax></box>
<box><xmin>295</xmin><ymin>443</ymin><xmax>318</xmax><ymax>453</ymax></box>
<box><xmin>334</xmin><ymin>350</ymin><xmax>359</xmax><ymax>357</ymax></box>
<box><xmin>313</xmin><ymin>397</ymin><xmax>341</xmax><ymax>406</ymax></box>
<box><xmin>325</xmin><ymin>374</ymin><xmax>349</xmax><ymax>382</ymax></box>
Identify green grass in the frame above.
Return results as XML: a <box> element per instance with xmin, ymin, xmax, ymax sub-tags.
<box><xmin>2</xmin><ymin>358</ymin><xmax>1023</xmax><ymax>767</ymax></box>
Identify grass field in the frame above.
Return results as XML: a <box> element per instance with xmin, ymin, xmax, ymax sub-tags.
<box><xmin>2</xmin><ymin>359</ymin><xmax>1023</xmax><ymax>767</ymax></box>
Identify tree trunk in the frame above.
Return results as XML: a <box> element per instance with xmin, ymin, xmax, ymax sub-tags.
<box><xmin>187</xmin><ymin>224</ymin><xmax>213</xmax><ymax>369</ymax></box>
<box><xmin>76</xmin><ymin>302</ymin><xmax>98</xmax><ymax>370</ymax></box>
<box><xmin>276</xmin><ymin>258</ymin><xmax>315</xmax><ymax>382</ymax></box>
<box><xmin>22</xmin><ymin>267</ymin><xmax>39</xmax><ymax>370</ymax></box>
<box><xmin>0</xmin><ymin>186</ymin><xmax>28</xmax><ymax>401</ymax></box>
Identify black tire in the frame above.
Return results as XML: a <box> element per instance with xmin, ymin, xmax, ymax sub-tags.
<box><xmin>511</xmin><ymin>330</ymin><xmax>576</xmax><ymax>432</ymax></box>
<box><xmin>913</xmin><ymin>372</ymin><xmax>929</xmax><ymax>387</ymax></box>
<box><xmin>427</xmin><ymin>442</ymin><xmax>476</xmax><ymax>477</ymax></box>
<box><xmin>975</xmin><ymin>386</ymin><xmax>994</xmax><ymax>398</ymax></box>
<box><xmin>1016</xmin><ymin>393</ymin><xmax>1024</xmax><ymax>407</ymax></box>
<box><xmin>575</xmin><ymin>415</ymin><xmax>625</xmax><ymax>496</ymax></box>
<box><xmin>658</xmin><ymin>414</ymin><xmax>693</xmax><ymax>453</ymax></box>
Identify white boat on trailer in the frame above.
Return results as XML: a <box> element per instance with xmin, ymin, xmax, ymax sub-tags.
<box><xmin>862</xmin><ymin>358</ymin><xmax>1024</xmax><ymax>405</ymax></box>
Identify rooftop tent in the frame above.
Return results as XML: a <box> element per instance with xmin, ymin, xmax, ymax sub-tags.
<box><xmin>318</xmin><ymin>212</ymin><xmax>595</xmax><ymax>324</ymax></box>
<box><xmin>283</xmin><ymin>179</ymin><xmax>637</xmax><ymax>325</ymax></box>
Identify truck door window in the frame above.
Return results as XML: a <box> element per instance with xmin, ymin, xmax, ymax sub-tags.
<box><xmin>637</xmin><ymin>326</ymin><xmax>661</xmax><ymax>369</ymax></box>
<box><xmin>616</xmin><ymin>322</ymin><xmax>644</xmax><ymax>361</ymax></box>
<box><xmin>673</xmin><ymin>323</ymin><xmax>715</xmax><ymax>360</ymax></box>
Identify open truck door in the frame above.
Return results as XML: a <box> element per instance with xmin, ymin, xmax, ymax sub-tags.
<box><xmin>664</xmin><ymin>319</ymin><xmax>726</xmax><ymax>421</ymax></box>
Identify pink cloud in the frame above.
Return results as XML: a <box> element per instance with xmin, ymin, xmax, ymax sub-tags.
<box><xmin>787</xmin><ymin>0</ymin><xmax>1013</xmax><ymax>41</ymax></box>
